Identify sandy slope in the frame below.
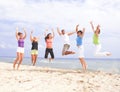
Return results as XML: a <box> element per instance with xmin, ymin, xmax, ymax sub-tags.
<box><xmin>0</xmin><ymin>62</ymin><xmax>120</xmax><ymax>92</ymax></box>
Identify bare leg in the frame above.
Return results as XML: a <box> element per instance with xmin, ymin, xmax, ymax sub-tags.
<box><xmin>95</xmin><ymin>44</ymin><xmax>111</xmax><ymax>56</ymax></box>
<box><xmin>64</xmin><ymin>51</ymin><xmax>75</xmax><ymax>55</ymax></box>
<box><xmin>31</xmin><ymin>54</ymin><xmax>34</xmax><ymax>65</ymax></box>
<box><xmin>17</xmin><ymin>53</ymin><xmax>24</xmax><ymax>70</ymax></box>
<box><xmin>79</xmin><ymin>58</ymin><xmax>87</xmax><ymax>71</ymax></box>
<box><xmin>33</xmin><ymin>55</ymin><xmax>38</xmax><ymax>66</ymax></box>
<box><xmin>13</xmin><ymin>52</ymin><xmax>19</xmax><ymax>69</ymax></box>
<box><xmin>49</xmin><ymin>58</ymin><xmax>54</xmax><ymax>62</ymax></box>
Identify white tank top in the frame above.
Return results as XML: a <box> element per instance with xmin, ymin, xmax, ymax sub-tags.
<box><xmin>61</xmin><ymin>34</ymin><xmax>70</xmax><ymax>45</ymax></box>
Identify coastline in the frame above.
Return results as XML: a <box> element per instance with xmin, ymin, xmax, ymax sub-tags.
<box><xmin>0</xmin><ymin>62</ymin><xmax>120</xmax><ymax>92</ymax></box>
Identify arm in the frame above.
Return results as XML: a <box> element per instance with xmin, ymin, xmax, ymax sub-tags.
<box><xmin>23</xmin><ymin>28</ymin><xmax>27</xmax><ymax>39</ymax></box>
<box><xmin>16</xmin><ymin>27</ymin><xmax>19</xmax><ymax>40</ymax></box>
<box><xmin>52</xmin><ymin>28</ymin><xmax>55</xmax><ymax>38</ymax></box>
<box><xmin>81</xmin><ymin>28</ymin><xmax>85</xmax><ymax>37</ymax></box>
<box><xmin>37</xmin><ymin>36</ymin><xmax>40</xmax><ymax>41</ymax></box>
<box><xmin>57</xmin><ymin>27</ymin><xmax>62</xmax><ymax>35</ymax></box>
<box><xmin>44</xmin><ymin>29</ymin><xmax>48</xmax><ymax>37</ymax></box>
<box><xmin>30</xmin><ymin>31</ymin><xmax>33</xmax><ymax>42</ymax></box>
<box><xmin>90</xmin><ymin>21</ymin><xmax>95</xmax><ymax>32</ymax></box>
<box><xmin>76</xmin><ymin>24</ymin><xmax>79</xmax><ymax>33</ymax></box>
<box><xmin>67</xmin><ymin>31</ymin><xmax>76</xmax><ymax>36</ymax></box>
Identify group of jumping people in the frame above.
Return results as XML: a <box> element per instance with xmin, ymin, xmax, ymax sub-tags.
<box><xmin>13</xmin><ymin>21</ymin><xmax>111</xmax><ymax>71</ymax></box>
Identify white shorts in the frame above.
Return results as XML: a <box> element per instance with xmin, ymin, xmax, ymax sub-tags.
<box><xmin>77</xmin><ymin>45</ymin><xmax>84</xmax><ymax>58</ymax></box>
<box><xmin>94</xmin><ymin>44</ymin><xmax>110</xmax><ymax>56</ymax></box>
<box><xmin>17</xmin><ymin>47</ymin><xmax>24</xmax><ymax>53</ymax></box>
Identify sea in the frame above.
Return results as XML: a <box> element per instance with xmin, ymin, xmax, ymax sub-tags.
<box><xmin>0</xmin><ymin>57</ymin><xmax>120</xmax><ymax>74</ymax></box>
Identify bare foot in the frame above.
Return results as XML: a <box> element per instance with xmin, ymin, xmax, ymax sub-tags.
<box><xmin>107</xmin><ymin>52</ymin><xmax>111</xmax><ymax>56</ymax></box>
<box><xmin>13</xmin><ymin>65</ymin><xmax>15</xmax><ymax>70</ymax></box>
<box><xmin>71</xmin><ymin>51</ymin><xmax>75</xmax><ymax>54</ymax></box>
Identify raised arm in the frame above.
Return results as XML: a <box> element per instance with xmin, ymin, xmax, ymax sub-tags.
<box><xmin>90</xmin><ymin>21</ymin><xmax>95</xmax><ymax>32</ymax></box>
<box><xmin>76</xmin><ymin>24</ymin><xmax>79</xmax><ymax>33</ymax></box>
<box><xmin>44</xmin><ymin>29</ymin><xmax>48</xmax><ymax>37</ymax></box>
<box><xmin>52</xmin><ymin>28</ymin><xmax>55</xmax><ymax>38</ymax></box>
<box><xmin>81</xmin><ymin>28</ymin><xmax>85</xmax><ymax>37</ymax></box>
<box><xmin>67</xmin><ymin>31</ymin><xmax>76</xmax><ymax>36</ymax></box>
<box><xmin>23</xmin><ymin>28</ymin><xmax>27</xmax><ymax>39</ymax></box>
<box><xmin>57</xmin><ymin>27</ymin><xmax>62</xmax><ymax>35</ymax></box>
<box><xmin>30</xmin><ymin>31</ymin><xmax>33</xmax><ymax>42</ymax></box>
<box><xmin>16</xmin><ymin>27</ymin><xmax>19</xmax><ymax>40</ymax></box>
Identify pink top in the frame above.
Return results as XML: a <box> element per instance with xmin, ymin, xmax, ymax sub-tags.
<box><xmin>46</xmin><ymin>39</ymin><xmax>53</xmax><ymax>48</ymax></box>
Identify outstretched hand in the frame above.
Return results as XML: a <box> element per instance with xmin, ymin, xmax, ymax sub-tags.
<box><xmin>31</xmin><ymin>30</ymin><xmax>33</xmax><ymax>34</ymax></box>
<box><xmin>90</xmin><ymin>21</ymin><xmax>93</xmax><ymax>24</ymax></box>
<box><xmin>16</xmin><ymin>27</ymin><xmax>18</xmax><ymax>33</ymax></box>
<box><xmin>46</xmin><ymin>29</ymin><xmax>48</xmax><ymax>32</ymax></box>
<box><xmin>76</xmin><ymin>24</ymin><xmax>79</xmax><ymax>28</ymax></box>
<box><xmin>23</xmin><ymin>27</ymin><xmax>26</xmax><ymax>32</ymax></box>
<box><xmin>83</xmin><ymin>28</ymin><xmax>85</xmax><ymax>31</ymax></box>
<box><xmin>51</xmin><ymin>28</ymin><xmax>54</xmax><ymax>32</ymax></box>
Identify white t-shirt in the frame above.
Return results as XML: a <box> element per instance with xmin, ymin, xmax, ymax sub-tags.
<box><xmin>61</xmin><ymin>34</ymin><xmax>70</xmax><ymax>45</ymax></box>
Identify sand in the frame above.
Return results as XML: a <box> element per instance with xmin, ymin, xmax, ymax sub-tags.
<box><xmin>0</xmin><ymin>62</ymin><xmax>120</xmax><ymax>92</ymax></box>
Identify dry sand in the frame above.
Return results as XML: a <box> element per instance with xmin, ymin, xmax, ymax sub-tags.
<box><xmin>0</xmin><ymin>62</ymin><xmax>120</xmax><ymax>92</ymax></box>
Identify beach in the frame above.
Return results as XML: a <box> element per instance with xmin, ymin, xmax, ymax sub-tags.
<box><xmin>0</xmin><ymin>62</ymin><xmax>120</xmax><ymax>92</ymax></box>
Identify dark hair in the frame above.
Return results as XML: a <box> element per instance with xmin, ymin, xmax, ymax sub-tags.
<box><xmin>45</xmin><ymin>33</ymin><xmax>51</xmax><ymax>41</ymax></box>
<box><xmin>61</xmin><ymin>29</ymin><xmax>64</xmax><ymax>32</ymax></box>
<box><xmin>77</xmin><ymin>30</ymin><xmax>83</xmax><ymax>34</ymax></box>
<box><xmin>18</xmin><ymin>32</ymin><xmax>22</xmax><ymax>36</ymax></box>
<box><xmin>98</xmin><ymin>29</ymin><xmax>100</xmax><ymax>34</ymax></box>
<box><xmin>95</xmin><ymin>29</ymin><xmax>100</xmax><ymax>34</ymax></box>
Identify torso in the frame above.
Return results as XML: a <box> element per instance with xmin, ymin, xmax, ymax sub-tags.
<box><xmin>18</xmin><ymin>39</ymin><xmax>24</xmax><ymax>48</ymax></box>
<box><xmin>32</xmin><ymin>41</ymin><xmax>38</xmax><ymax>50</ymax></box>
<box><xmin>76</xmin><ymin>36</ymin><xmax>82</xmax><ymax>46</ymax></box>
<box><xmin>61</xmin><ymin>34</ymin><xmax>70</xmax><ymax>45</ymax></box>
<box><xmin>93</xmin><ymin>33</ymin><xmax>100</xmax><ymax>45</ymax></box>
<box><xmin>46</xmin><ymin>39</ymin><xmax>53</xmax><ymax>48</ymax></box>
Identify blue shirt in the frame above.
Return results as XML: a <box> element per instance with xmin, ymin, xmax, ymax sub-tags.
<box><xmin>76</xmin><ymin>36</ymin><xmax>82</xmax><ymax>46</ymax></box>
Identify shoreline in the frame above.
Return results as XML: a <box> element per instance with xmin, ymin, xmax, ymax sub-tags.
<box><xmin>0</xmin><ymin>62</ymin><xmax>120</xmax><ymax>92</ymax></box>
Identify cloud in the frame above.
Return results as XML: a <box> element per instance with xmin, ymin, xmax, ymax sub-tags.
<box><xmin>0</xmin><ymin>44</ymin><xmax>6</xmax><ymax>48</ymax></box>
<box><xmin>0</xmin><ymin>0</ymin><xmax>120</xmax><ymax>58</ymax></box>
<box><xmin>0</xmin><ymin>0</ymin><xmax>119</xmax><ymax>31</ymax></box>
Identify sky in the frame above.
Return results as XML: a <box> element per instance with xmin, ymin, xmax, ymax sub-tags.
<box><xmin>0</xmin><ymin>0</ymin><xmax>120</xmax><ymax>58</ymax></box>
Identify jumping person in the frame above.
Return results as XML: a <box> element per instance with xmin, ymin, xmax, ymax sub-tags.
<box><xmin>90</xmin><ymin>21</ymin><xmax>111</xmax><ymax>56</ymax></box>
<box><xmin>44</xmin><ymin>29</ymin><xmax>55</xmax><ymax>62</ymax></box>
<box><xmin>30</xmin><ymin>31</ymin><xmax>39</xmax><ymax>66</ymax></box>
<box><xmin>13</xmin><ymin>27</ymin><xmax>26</xmax><ymax>70</ymax></box>
<box><xmin>76</xmin><ymin>25</ymin><xmax>87</xmax><ymax>71</ymax></box>
<box><xmin>57</xmin><ymin>27</ymin><xmax>75</xmax><ymax>56</ymax></box>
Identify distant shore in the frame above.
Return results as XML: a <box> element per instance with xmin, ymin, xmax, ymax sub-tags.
<box><xmin>0</xmin><ymin>62</ymin><xmax>120</xmax><ymax>92</ymax></box>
